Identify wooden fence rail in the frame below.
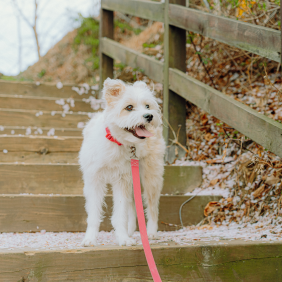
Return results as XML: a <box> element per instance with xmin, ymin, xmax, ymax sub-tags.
<box><xmin>100</xmin><ymin>0</ymin><xmax>282</xmax><ymax>159</ymax></box>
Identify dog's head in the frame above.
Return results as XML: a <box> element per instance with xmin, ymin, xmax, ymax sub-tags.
<box><xmin>102</xmin><ymin>78</ymin><xmax>162</xmax><ymax>144</ymax></box>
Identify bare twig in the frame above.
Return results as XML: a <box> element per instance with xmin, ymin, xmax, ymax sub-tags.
<box><xmin>12</xmin><ymin>0</ymin><xmax>41</xmax><ymax>59</ymax></box>
<box><xmin>164</xmin><ymin>117</ymin><xmax>190</xmax><ymax>154</ymax></box>
<box><xmin>263</xmin><ymin>65</ymin><xmax>282</xmax><ymax>101</ymax></box>
<box><xmin>188</xmin><ymin>32</ymin><xmax>217</xmax><ymax>89</ymax></box>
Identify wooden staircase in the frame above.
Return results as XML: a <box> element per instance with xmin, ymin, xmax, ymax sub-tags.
<box><xmin>0</xmin><ymin>81</ymin><xmax>280</xmax><ymax>281</ymax></box>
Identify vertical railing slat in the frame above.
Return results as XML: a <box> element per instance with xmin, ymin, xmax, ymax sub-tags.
<box><xmin>163</xmin><ymin>0</ymin><xmax>187</xmax><ymax>162</ymax></box>
<box><xmin>99</xmin><ymin>9</ymin><xmax>114</xmax><ymax>97</ymax></box>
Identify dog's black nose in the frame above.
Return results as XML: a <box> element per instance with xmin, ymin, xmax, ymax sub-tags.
<box><xmin>143</xmin><ymin>113</ymin><xmax>153</xmax><ymax>122</ymax></box>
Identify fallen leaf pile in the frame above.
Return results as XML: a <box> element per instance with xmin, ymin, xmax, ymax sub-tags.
<box><xmin>115</xmin><ymin>6</ymin><xmax>282</xmax><ymax>229</ymax></box>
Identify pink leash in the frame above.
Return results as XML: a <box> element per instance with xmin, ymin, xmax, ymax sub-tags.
<box><xmin>104</xmin><ymin>130</ymin><xmax>162</xmax><ymax>281</ymax></box>
<box><xmin>131</xmin><ymin>154</ymin><xmax>162</xmax><ymax>282</ymax></box>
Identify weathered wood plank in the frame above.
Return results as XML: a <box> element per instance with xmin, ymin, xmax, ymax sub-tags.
<box><xmin>101</xmin><ymin>0</ymin><xmax>164</xmax><ymax>22</ymax></box>
<box><xmin>1</xmin><ymin>241</ymin><xmax>282</xmax><ymax>281</ymax></box>
<box><xmin>169</xmin><ymin>68</ymin><xmax>282</xmax><ymax>158</ymax></box>
<box><xmin>0</xmin><ymin>109</ymin><xmax>90</xmax><ymax>129</ymax></box>
<box><xmin>0</xmin><ymin>126</ymin><xmax>82</xmax><ymax>136</ymax></box>
<box><xmin>0</xmin><ymin>194</ymin><xmax>219</xmax><ymax>232</ymax></box>
<box><xmin>0</xmin><ymin>152</ymin><xmax>79</xmax><ymax>164</ymax></box>
<box><xmin>169</xmin><ymin>4</ymin><xmax>281</xmax><ymax>62</ymax></box>
<box><xmin>164</xmin><ymin>0</ymin><xmax>187</xmax><ymax>163</ymax></box>
<box><xmin>0</xmin><ymin>135</ymin><xmax>82</xmax><ymax>152</ymax></box>
<box><xmin>0</xmin><ymin>95</ymin><xmax>94</xmax><ymax>112</ymax></box>
<box><xmin>0</xmin><ymin>136</ymin><xmax>81</xmax><ymax>163</ymax></box>
<box><xmin>0</xmin><ymin>164</ymin><xmax>202</xmax><ymax>195</ymax></box>
<box><xmin>100</xmin><ymin>38</ymin><xmax>163</xmax><ymax>83</ymax></box>
<box><xmin>0</xmin><ymin>81</ymin><xmax>97</xmax><ymax>99</ymax></box>
<box><xmin>99</xmin><ymin>8</ymin><xmax>114</xmax><ymax>94</ymax></box>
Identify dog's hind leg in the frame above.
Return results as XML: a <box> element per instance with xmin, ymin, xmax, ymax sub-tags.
<box><xmin>82</xmin><ymin>177</ymin><xmax>107</xmax><ymax>247</ymax></box>
<box><xmin>111</xmin><ymin>177</ymin><xmax>137</xmax><ymax>246</ymax></box>
<box><xmin>140</xmin><ymin>160</ymin><xmax>164</xmax><ymax>240</ymax></box>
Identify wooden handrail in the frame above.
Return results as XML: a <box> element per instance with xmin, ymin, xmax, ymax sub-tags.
<box><xmin>100</xmin><ymin>0</ymin><xmax>282</xmax><ymax>159</ymax></box>
<box><xmin>101</xmin><ymin>0</ymin><xmax>165</xmax><ymax>22</ymax></box>
<box><xmin>169</xmin><ymin>4</ymin><xmax>281</xmax><ymax>62</ymax></box>
<box><xmin>100</xmin><ymin>38</ymin><xmax>282</xmax><ymax>157</ymax></box>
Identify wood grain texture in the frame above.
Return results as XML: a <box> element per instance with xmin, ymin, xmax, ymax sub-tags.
<box><xmin>99</xmin><ymin>9</ymin><xmax>114</xmax><ymax>93</ymax></box>
<box><xmin>0</xmin><ymin>135</ymin><xmax>82</xmax><ymax>152</ymax></box>
<box><xmin>169</xmin><ymin>68</ymin><xmax>282</xmax><ymax>158</ymax></box>
<box><xmin>101</xmin><ymin>38</ymin><xmax>163</xmax><ymax>83</ymax></box>
<box><xmin>0</xmin><ymin>126</ymin><xmax>82</xmax><ymax>136</ymax></box>
<box><xmin>0</xmin><ymin>81</ymin><xmax>96</xmax><ymax>99</ymax></box>
<box><xmin>169</xmin><ymin>4</ymin><xmax>281</xmax><ymax>62</ymax></box>
<box><xmin>0</xmin><ymin>95</ymin><xmax>94</xmax><ymax>112</ymax></box>
<box><xmin>0</xmin><ymin>164</ymin><xmax>202</xmax><ymax>195</ymax></box>
<box><xmin>1</xmin><ymin>241</ymin><xmax>282</xmax><ymax>281</ymax></box>
<box><xmin>0</xmin><ymin>151</ymin><xmax>78</xmax><ymax>164</ymax></box>
<box><xmin>101</xmin><ymin>0</ymin><xmax>164</xmax><ymax>22</ymax></box>
<box><xmin>0</xmin><ymin>109</ymin><xmax>90</xmax><ymax>129</ymax></box>
<box><xmin>163</xmin><ymin>0</ymin><xmax>187</xmax><ymax>163</ymax></box>
<box><xmin>0</xmin><ymin>194</ymin><xmax>219</xmax><ymax>232</ymax></box>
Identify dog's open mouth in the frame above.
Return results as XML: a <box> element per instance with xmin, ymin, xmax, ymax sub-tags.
<box><xmin>124</xmin><ymin>125</ymin><xmax>153</xmax><ymax>139</ymax></box>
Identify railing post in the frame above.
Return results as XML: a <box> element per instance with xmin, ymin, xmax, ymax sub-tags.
<box><xmin>281</xmin><ymin>1</ymin><xmax>282</xmax><ymax>73</ymax></box>
<box><xmin>99</xmin><ymin>8</ymin><xmax>114</xmax><ymax>97</ymax></box>
<box><xmin>163</xmin><ymin>0</ymin><xmax>187</xmax><ymax>162</ymax></box>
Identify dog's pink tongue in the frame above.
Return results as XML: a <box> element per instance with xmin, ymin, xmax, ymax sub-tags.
<box><xmin>135</xmin><ymin>126</ymin><xmax>153</xmax><ymax>137</ymax></box>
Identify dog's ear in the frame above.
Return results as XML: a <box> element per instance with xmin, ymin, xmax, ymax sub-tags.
<box><xmin>133</xmin><ymin>81</ymin><xmax>148</xmax><ymax>89</ymax></box>
<box><xmin>103</xmin><ymin>79</ymin><xmax>126</xmax><ymax>103</ymax></box>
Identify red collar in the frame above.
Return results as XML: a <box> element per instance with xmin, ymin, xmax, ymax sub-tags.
<box><xmin>105</xmin><ymin>127</ymin><xmax>123</xmax><ymax>146</ymax></box>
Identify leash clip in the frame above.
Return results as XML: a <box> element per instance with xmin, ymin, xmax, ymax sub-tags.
<box><xmin>130</xmin><ymin>146</ymin><xmax>138</xmax><ymax>160</ymax></box>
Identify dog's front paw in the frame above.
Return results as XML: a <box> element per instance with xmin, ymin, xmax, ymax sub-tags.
<box><xmin>81</xmin><ymin>236</ymin><xmax>97</xmax><ymax>247</ymax></box>
<box><xmin>147</xmin><ymin>220</ymin><xmax>159</xmax><ymax>239</ymax></box>
<box><xmin>117</xmin><ymin>236</ymin><xmax>137</xmax><ymax>246</ymax></box>
<box><xmin>148</xmin><ymin>233</ymin><xmax>160</xmax><ymax>240</ymax></box>
<box><xmin>128</xmin><ymin>222</ymin><xmax>137</xmax><ymax>237</ymax></box>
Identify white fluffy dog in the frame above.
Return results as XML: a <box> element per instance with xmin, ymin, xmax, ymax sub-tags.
<box><xmin>79</xmin><ymin>78</ymin><xmax>165</xmax><ymax>246</ymax></box>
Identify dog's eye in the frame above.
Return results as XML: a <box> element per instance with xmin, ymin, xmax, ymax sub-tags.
<box><xmin>145</xmin><ymin>105</ymin><xmax>150</xmax><ymax>109</ymax></box>
<box><xmin>125</xmin><ymin>105</ymin><xmax>133</xmax><ymax>111</ymax></box>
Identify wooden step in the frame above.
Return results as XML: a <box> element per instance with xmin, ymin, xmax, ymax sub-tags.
<box><xmin>0</xmin><ymin>194</ymin><xmax>219</xmax><ymax>232</ymax></box>
<box><xmin>0</xmin><ymin>240</ymin><xmax>281</xmax><ymax>281</ymax></box>
<box><xmin>0</xmin><ymin>126</ymin><xmax>82</xmax><ymax>136</ymax></box>
<box><xmin>0</xmin><ymin>136</ymin><xmax>82</xmax><ymax>163</ymax></box>
<box><xmin>0</xmin><ymin>135</ymin><xmax>82</xmax><ymax>152</ymax></box>
<box><xmin>0</xmin><ymin>94</ymin><xmax>95</xmax><ymax>112</ymax></box>
<box><xmin>0</xmin><ymin>152</ymin><xmax>79</xmax><ymax>164</ymax></box>
<box><xmin>0</xmin><ymin>164</ymin><xmax>202</xmax><ymax>194</ymax></box>
<box><xmin>0</xmin><ymin>81</ymin><xmax>98</xmax><ymax>99</ymax></box>
<box><xmin>0</xmin><ymin>109</ymin><xmax>91</xmax><ymax>128</ymax></box>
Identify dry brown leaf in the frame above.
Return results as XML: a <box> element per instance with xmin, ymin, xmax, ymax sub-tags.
<box><xmin>198</xmin><ymin>224</ymin><xmax>213</xmax><ymax>230</ymax></box>
<box><xmin>253</xmin><ymin>184</ymin><xmax>265</xmax><ymax>198</ymax></box>
<box><xmin>204</xmin><ymin>133</ymin><xmax>213</xmax><ymax>141</ymax></box>
<box><xmin>265</xmin><ymin>175</ymin><xmax>280</xmax><ymax>185</ymax></box>
<box><xmin>197</xmin><ymin>155</ymin><xmax>206</xmax><ymax>161</ymax></box>
<box><xmin>210</xmin><ymin>179</ymin><xmax>219</xmax><ymax>186</ymax></box>
<box><xmin>227</xmin><ymin>198</ymin><xmax>233</xmax><ymax>202</ymax></box>
<box><xmin>220</xmin><ymin>182</ymin><xmax>226</xmax><ymax>189</ymax></box>
<box><xmin>206</xmin><ymin>159</ymin><xmax>222</xmax><ymax>164</ymax></box>
<box><xmin>202</xmin><ymin>118</ymin><xmax>209</xmax><ymax>125</ymax></box>
<box><xmin>204</xmin><ymin>201</ymin><xmax>221</xmax><ymax>216</ymax></box>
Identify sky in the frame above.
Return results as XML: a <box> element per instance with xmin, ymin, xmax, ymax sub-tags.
<box><xmin>0</xmin><ymin>0</ymin><xmax>100</xmax><ymax>76</ymax></box>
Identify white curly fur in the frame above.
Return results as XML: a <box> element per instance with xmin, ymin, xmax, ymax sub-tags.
<box><xmin>79</xmin><ymin>78</ymin><xmax>165</xmax><ymax>246</ymax></box>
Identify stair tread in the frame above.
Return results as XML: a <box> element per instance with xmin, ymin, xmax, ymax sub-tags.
<box><xmin>0</xmin><ymin>237</ymin><xmax>279</xmax><ymax>253</ymax></box>
<box><xmin>0</xmin><ymin>94</ymin><xmax>97</xmax><ymax>112</ymax></box>
<box><xmin>0</xmin><ymin>81</ymin><xmax>98</xmax><ymax>99</ymax></box>
<box><xmin>0</xmin><ymin>237</ymin><xmax>281</xmax><ymax>281</ymax></box>
<box><xmin>0</xmin><ymin>164</ymin><xmax>203</xmax><ymax>195</ymax></box>
<box><xmin>0</xmin><ymin>194</ymin><xmax>220</xmax><ymax>232</ymax></box>
<box><xmin>0</xmin><ymin>108</ymin><xmax>92</xmax><ymax>129</ymax></box>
